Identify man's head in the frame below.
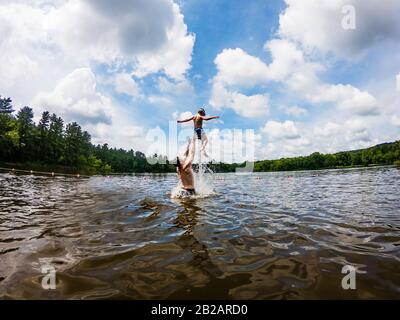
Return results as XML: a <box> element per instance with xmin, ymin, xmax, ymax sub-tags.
<box><xmin>197</xmin><ymin>107</ymin><xmax>206</xmax><ymax>116</ymax></box>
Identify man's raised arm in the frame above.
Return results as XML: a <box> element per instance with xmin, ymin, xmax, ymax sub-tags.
<box><xmin>182</xmin><ymin>138</ymin><xmax>196</xmax><ymax>170</ymax></box>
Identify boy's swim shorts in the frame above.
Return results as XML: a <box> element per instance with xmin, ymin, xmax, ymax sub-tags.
<box><xmin>194</xmin><ymin>128</ymin><xmax>203</xmax><ymax>140</ymax></box>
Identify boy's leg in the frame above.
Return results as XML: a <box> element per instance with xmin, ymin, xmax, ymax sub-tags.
<box><xmin>201</xmin><ymin>131</ymin><xmax>208</xmax><ymax>154</ymax></box>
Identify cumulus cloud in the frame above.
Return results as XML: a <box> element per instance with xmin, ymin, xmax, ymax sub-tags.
<box><xmin>209</xmin><ymin>48</ymin><xmax>271</xmax><ymax>118</ymax></box>
<box><xmin>32</xmin><ymin>67</ymin><xmax>147</xmax><ymax>151</ymax></box>
<box><xmin>212</xmin><ymin>40</ymin><xmax>315</xmax><ymax>87</ymax></box>
<box><xmin>210</xmin><ymin>82</ymin><xmax>269</xmax><ymax>118</ymax></box>
<box><xmin>84</xmin><ymin>0</ymin><xmax>175</xmax><ymax>55</ymax></box>
<box><xmin>114</xmin><ymin>73</ymin><xmax>141</xmax><ymax>97</ymax></box>
<box><xmin>213</xmin><ymin>48</ymin><xmax>270</xmax><ymax>87</ymax></box>
<box><xmin>52</xmin><ymin>0</ymin><xmax>194</xmax><ymax>79</ymax></box>
<box><xmin>313</xmin><ymin>122</ymin><xmax>341</xmax><ymax>138</ymax></box>
<box><xmin>148</xmin><ymin>95</ymin><xmax>173</xmax><ymax>106</ymax></box>
<box><xmin>310</xmin><ymin>84</ymin><xmax>380</xmax><ymax>116</ymax></box>
<box><xmin>281</xmin><ymin>105</ymin><xmax>308</xmax><ymax>117</ymax></box>
<box><xmin>392</xmin><ymin>115</ymin><xmax>400</xmax><ymax>127</ymax></box>
<box><xmin>33</xmin><ymin>68</ymin><xmax>112</xmax><ymax>125</ymax></box>
<box><xmin>132</xmin><ymin>3</ymin><xmax>195</xmax><ymax>80</ymax></box>
<box><xmin>210</xmin><ymin>36</ymin><xmax>380</xmax><ymax>119</ymax></box>
<box><xmin>264</xmin><ymin>39</ymin><xmax>314</xmax><ymax>81</ymax></box>
<box><xmin>262</xmin><ymin>120</ymin><xmax>301</xmax><ymax>140</ymax></box>
<box><xmin>157</xmin><ymin>76</ymin><xmax>193</xmax><ymax>95</ymax></box>
<box><xmin>279</xmin><ymin>0</ymin><xmax>400</xmax><ymax>59</ymax></box>
<box><xmin>259</xmin><ymin>114</ymin><xmax>382</xmax><ymax>160</ymax></box>
<box><xmin>0</xmin><ymin>0</ymin><xmax>194</xmax><ymax>105</ymax></box>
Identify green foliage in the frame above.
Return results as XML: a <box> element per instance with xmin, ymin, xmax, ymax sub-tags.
<box><xmin>0</xmin><ymin>96</ymin><xmax>14</xmax><ymax>114</ymax></box>
<box><xmin>254</xmin><ymin>141</ymin><xmax>400</xmax><ymax>172</ymax></box>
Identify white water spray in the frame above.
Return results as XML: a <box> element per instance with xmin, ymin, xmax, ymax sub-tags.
<box><xmin>171</xmin><ymin>137</ymin><xmax>215</xmax><ymax>199</ymax></box>
<box><xmin>194</xmin><ymin>139</ymin><xmax>215</xmax><ymax>197</ymax></box>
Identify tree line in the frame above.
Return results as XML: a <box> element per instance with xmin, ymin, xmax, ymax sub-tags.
<box><xmin>253</xmin><ymin>141</ymin><xmax>400</xmax><ymax>172</ymax></box>
<box><xmin>1</xmin><ymin>95</ymin><xmax>399</xmax><ymax>174</ymax></box>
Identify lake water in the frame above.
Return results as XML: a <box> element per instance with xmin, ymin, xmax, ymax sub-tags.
<box><xmin>0</xmin><ymin>166</ymin><xmax>399</xmax><ymax>299</ymax></box>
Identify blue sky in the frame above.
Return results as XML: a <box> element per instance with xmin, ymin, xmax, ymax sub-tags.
<box><xmin>1</xmin><ymin>0</ymin><xmax>400</xmax><ymax>161</ymax></box>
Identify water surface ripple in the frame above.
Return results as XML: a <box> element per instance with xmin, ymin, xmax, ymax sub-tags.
<box><xmin>0</xmin><ymin>167</ymin><xmax>399</xmax><ymax>299</ymax></box>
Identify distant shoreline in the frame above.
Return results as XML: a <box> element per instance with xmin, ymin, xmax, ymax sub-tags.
<box><xmin>0</xmin><ymin>161</ymin><xmax>397</xmax><ymax>178</ymax></box>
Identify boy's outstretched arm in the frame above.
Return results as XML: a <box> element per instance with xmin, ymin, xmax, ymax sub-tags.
<box><xmin>177</xmin><ymin>116</ymin><xmax>194</xmax><ymax>123</ymax></box>
<box><xmin>202</xmin><ymin>115</ymin><xmax>220</xmax><ymax>121</ymax></box>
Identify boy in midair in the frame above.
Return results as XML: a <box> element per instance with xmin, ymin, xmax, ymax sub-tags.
<box><xmin>177</xmin><ymin>107</ymin><xmax>220</xmax><ymax>154</ymax></box>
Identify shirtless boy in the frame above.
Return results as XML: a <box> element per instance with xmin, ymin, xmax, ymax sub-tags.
<box><xmin>177</xmin><ymin>107</ymin><xmax>220</xmax><ymax>152</ymax></box>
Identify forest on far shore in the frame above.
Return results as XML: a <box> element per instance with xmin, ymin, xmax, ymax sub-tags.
<box><xmin>1</xmin><ymin>95</ymin><xmax>399</xmax><ymax>174</ymax></box>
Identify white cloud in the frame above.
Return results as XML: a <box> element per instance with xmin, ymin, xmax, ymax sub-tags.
<box><xmin>313</xmin><ymin>122</ymin><xmax>341</xmax><ymax>138</ymax></box>
<box><xmin>279</xmin><ymin>0</ymin><xmax>400</xmax><ymax>59</ymax></box>
<box><xmin>392</xmin><ymin>115</ymin><xmax>400</xmax><ymax>127</ymax></box>
<box><xmin>157</xmin><ymin>76</ymin><xmax>193</xmax><ymax>95</ymax></box>
<box><xmin>264</xmin><ymin>39</ymin><xmax>314</xmax><ymax>81</ymax></box>
<box><xmin>228</xmin><ymin>92</ymin><xmax>269</xmax><ymax>118</ymax></box>
<box><xmin>0</xmin><ymin>0</ymin><xmax>194</xmax><ymax>106</ymax></box>
<box><xmin>262</xmin><ymin>120</ymin><xmax>301</xmax><ymax>140</ymax></box>
<box><xmin>32</xmin><ymin>67</ymin><xmax>147</xmax><ymax>151</ymax></box>
<box><xmin>210</xmin><ymin>82</ymin><xmax>269</xmax><ymax>118</ymax></box>
<box><xmin>53</xmin><ymin>0</ymin><xmax>194</xmax><ymax>79</ymax></box>
<box><xmin>114</xmin><ymin>73</ymin><xmax>141</xmax><ymax>97</ymax></box>
<box><xmin>259</xmin><ymin>114</ymin><xmax>386</xmax><ymax>160</ymax></box>
<box><xmin>213</xmin><ymin>48</ymin><xmax>270</xmax><ymax>87</ymax></box>
<box><xmin>148</xmin><ymin>95</ymin><xmax>173</xmax><ymax>106</ymax></box>
<box><xmin>132</xmin><ymin>3</ymin><xmax>195</xmax><ymax>80</ymax></box>
<box><xmin>33</xmin><ymin>68</ymin><xmax>112</xmax><ymax>125</ymax></box>
<box><xmin>310</xmin><ymin>84</ymin><xmax>380</xmax><ymax>116</ymax></box>
<box><xmin>212</xmin><ymin>40</ymin><xmax>314</xmax><ymax>87</ymax></box>
<box><xmin>281</xmin><ymin>105</ymin><xmax>308</xmax><ymax>117</ymax></box>
<box><xmin>211</xmin><ymin>37</ymin><xmax>380</xmax><ymax>119</ymax></box>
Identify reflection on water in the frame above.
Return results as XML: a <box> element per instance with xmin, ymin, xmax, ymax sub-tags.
<box><xmin>0</xmin><ymin>167</ymin><xmax>399</xmax><ymax>299</ymax></box>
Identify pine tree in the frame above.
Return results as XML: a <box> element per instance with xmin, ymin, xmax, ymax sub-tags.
<box><xmin>0</xmin><ymin>96</ymin><xmax>14</xmax><ymax>114</ymax></box>
<box><xmin>16</xmin><ymin>106</ymin><xmax>35</xmax><ymax>160</ymax></box>
<box><xmin>38</xmin><ymin>111</ymin><xmax>51</xmax><ymax>162</ymax></box>
<box><xmin>48</xmin><ymin>113</ymin><xmax>64</xmax><ymax>164</ymax></box>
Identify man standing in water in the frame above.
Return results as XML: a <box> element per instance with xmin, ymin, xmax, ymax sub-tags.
<box><xmin>175</xmin><ymin>138</ymin><xmax>196</xmax><ymax>197</ymax></box>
